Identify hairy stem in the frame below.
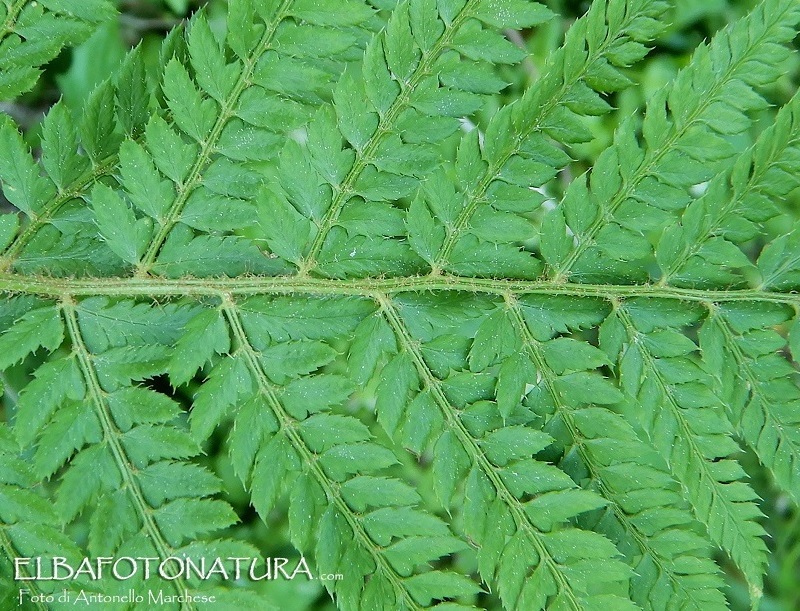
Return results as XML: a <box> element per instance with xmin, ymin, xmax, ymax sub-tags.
<box><xmin>0</xmin><ymin>0</ymin><xmax>27</xmax><ymax>42</ymax></box>
<box><xmin>1</xmin><ymin>272</ymin><xmax>798</xmax><ymax>305</ymax></box>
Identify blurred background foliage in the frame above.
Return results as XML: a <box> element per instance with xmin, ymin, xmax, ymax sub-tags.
<box><xmin>1</xmin><ymin>0</ymin><xmax>798</xmax><ymax>609</ymax></box>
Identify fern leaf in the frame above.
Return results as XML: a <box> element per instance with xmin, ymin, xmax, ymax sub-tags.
<box><xmin>570</xmin><ymin>407</ymin><xmax>728</xmax><ymax>610</ymax></box>
<box><xmin>62</xmin><ymin>304</ymin><xmax>208</xmax><ymax>555</ymax></box>
<box><xmin>136</xmin><ymin>1</ymin><xmax>378</xmax><ymax>273</ymax></box>
<box><xmin>222</xmin><ymin>298</ymin><xmax>479</xmax><ymax>608</ymax></box>
<box><xmin>505</xmin><ymin>295</ymin><xmax>727</xmax><ymax>609</ymax></box>
<box><xmin>0</xmin><ymin>54</ymin><xmax>146</xmax><ymax>273</ymax></box>
<box><xmin>546</xmin><ymin>0</ymin><xmax>800</xmax><ymax>282</ymax></box>
<box><xmin>0</xmin><ymin>304</ymin><xmax>63</xmax><ymax>370</ymax></box>
<box><xmin>156</xmin><ymin>294</ymin><xmax>482</xmax><ymax>608</ymax></box>
<box><xmin>0</xmin><ymin>115</ymin><xmax>55</xmax><ymax>218</ymax></box>
<box><xmin>13</xmin><ymin>355</ymin><xmax>84</xmax><ymax>447</ymax></box>
<box><xmin>1</xmin><ymin>0</ymin><xmax>374</xmax><ymax>276</ymax></box>
<box><xmin>59</xmin><ymin>302</ymin><xmax>255</xmax><ymax>606</ymax></box>
<box><xmin>2</xmin><ymin>1</ymin><xmax>800</xmax><ymax>609</ymax></box>
<box><xmin>375</xmin><ymin>294</ymin><xmax>635</xmax><ymax>609</ymax></box>
<box><xmin>428</xmin><ymin>0</ymin><xmax>668</xmax><ymax>276</ymax></box>
<box><xmin>0</xmin><ymin>299</ymin><xmax>250</xmax><ymax>607</ymax></box>
<box><xmin>757</xmin><ymin>225</ymin><xmax>800</xmax><ymax>290</ymax></box>
<box><xmin>0</xmin><ymin>423</ymin><xmax>81</xmax><ymax>607</ymax></box>
<box><xmin>602</xmin><ymin>300</ymin><xmax>769</xmax><ymax>594</ymax></box>
<box><xmin>658</xmin><ymin>91</ymin><xmax>800</xmax><ymax>287</ymax></box>
<box><xmin>0</xmin><ymin>0</ymin><xmax>115</xmax><ymax>99</ymax></box>
<box><xmin>287</xmin><ymin>0</ymin><xmax>554</xmax><ymax>277</ymax></box>
<box><xmin>701</xmin><ymin>303</ymin><xmax>800</xmax><ymax>503</ymax></box>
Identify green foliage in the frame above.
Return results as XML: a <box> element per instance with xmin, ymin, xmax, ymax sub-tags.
<box><xmin>1</xmin><ymin>0</ymin><xmax>799</xmax><ymax>610</ymax></box>
<box><xmin>0</xmin><ymin>0</ymin><xmax>116</xmax><ymax>99</ymax></box>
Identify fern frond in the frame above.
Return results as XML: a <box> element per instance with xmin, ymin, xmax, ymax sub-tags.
<box><xmin>165</xmin><ymin>296</ymin><xmax>481</xmax><ymax>609</ymax></box>
<box><xmin>657</xmin><ymin>91</ymin><xmax>800</xmax><ymax>287</ymax></box>
<box><xmin>60</xmin><ymin>303</ymin><xmax>230</xmax><ymax>598</ymax></box>
<box><xmin>0</xmin><ymin>0</ymin><xmax>115</xmax><ymax>99</ymax></box>
<box><xmin>0</xmin><ymin>299</ymin><xmax>255</xmax><ymax>608</ymax></box>
<box><xmin>426</xmin><ymin>0</ymin><xmax>667</xmax><ymax>277</ymax></box>
<box><xmin>2</xmin><ymin>272</ymin><xmax>799</xmax><ymax>606</ymax></box>
<box><xmin>2</xmin><ymin>1</ymin><xmax>800</xmax><ymax>609</ymax></box>
<box><xmin>0</xmin><ymin>48</ymin><xmax>155</xmax><ymax>275</ymax></box>
<box><xmin>284</xmin><ymin>0</ymin><xmax>554</xmax><ymax>277</ymax></box>
<box><xmin>137</xmin><ymin>0</ymin><xmax>379</xmax><ymax>273</ymax></box>
<box><xmin>0</xmin><ymin>12</ymin><xmax>130</xmax><ymax>273</ymax></box>
<box><xmin>373</xmin><ymin>293</ymin><xmax>635</xmax><ymax>610</ymax></box>
<box><xmin>1</xmin><ymin>1</ymin><xmax>376</xmax><ymax>277</ymax></box>
<box><xmin>505</xmin><ymin>295</ymin><xmax>727</xmax><ymax>609</ymax></box>
<box><xmin>545</xmin><ymin>0</ymin><xmax>800</xmax><ymax>282</ymax></box>
<box><xmin>602</xmin><ymin>300</ymin><xmax>768</xmax><ymax>594</ymax></box>
<box><xmin>701</xmin><ymin>303</ymin><xmax>800</xmax><ymax>503</ymax></box>
<box><xmin>0</xmin><ymin>423</ymin><xmax>79</xmax><ymax>609</ymax></box>
<box><xmin>569</xmin><ymin>407</ymin><xmax>728</xmax><ymax>610</ymax></box>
